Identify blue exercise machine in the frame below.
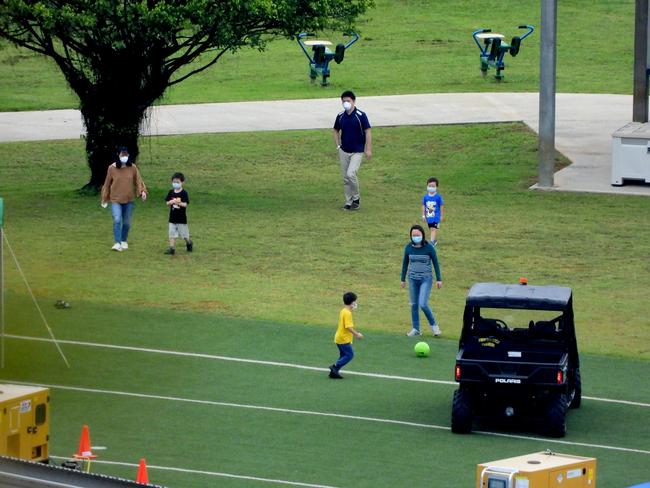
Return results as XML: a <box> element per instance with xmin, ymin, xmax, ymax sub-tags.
<box><xmin>472</xmin><ymin>25</ymin><xmax>534</xmax><ymax>80</ymax></box>
<box><xmin>297</xmin><ymin>32</ymin><xmax>360</xmax><ymax>86</ymax></box>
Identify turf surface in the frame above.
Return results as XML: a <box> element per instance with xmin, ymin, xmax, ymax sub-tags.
<box><xmin>1</xmin><ymin>304</ymin><xmax>649</xmax><ymax>487</ymax></box>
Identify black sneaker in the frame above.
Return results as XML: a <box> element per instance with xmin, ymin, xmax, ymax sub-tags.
<box><xmin>164</xmin><ymin>247</ymin><xmax>176</xmax><ymax>255</ymax></box>
<box><xmin>351</xmin><ymin>199</ymin><xmax>360</xmax><ymax>210</ymax></box>
<box><xmin>328</xmin><ymin>365</ymin><xmax>343</xmax><ymax>379</ymax></box>
<box><xmin>186</xmin><ymin>240</ymin><xmax>193</xmax><ymax>252</ymax></box>
<box><xmin>342</xmin><ymin>204</ymin><xmax>352</xmax><ymax>210</ymax></box>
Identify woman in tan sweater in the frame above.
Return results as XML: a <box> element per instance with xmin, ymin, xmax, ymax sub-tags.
<box><xmin>100</xmin><ymin>147</ymin><xmax>148</xmax><ymax>251</ymax></box>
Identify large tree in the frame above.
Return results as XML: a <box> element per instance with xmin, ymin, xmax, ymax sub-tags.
<box><xmin>0</xmin><ymin>0</ymin><xmax>372</xmax><ymax>191</ymax></box>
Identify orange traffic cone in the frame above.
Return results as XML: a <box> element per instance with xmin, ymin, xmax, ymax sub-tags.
<box><xmin>136</xmin><ymin>458</ymin><xmax>149</xmax><ymax>484</ymax></box>
<box><xmin>73</xmin><ymin>425</ymin><xmax>97</xmax><ymax>459</ymax></box>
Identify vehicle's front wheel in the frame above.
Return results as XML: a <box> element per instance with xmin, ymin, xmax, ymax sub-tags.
<box><xmin>542</xmin><ymin>393</ymin><xmax>568</xmax><ymax>437</ymax></box>
<box><xmin>451</xmin><ymin>388</ymin><xmax>473</xmax><ymax>434</ymax></box>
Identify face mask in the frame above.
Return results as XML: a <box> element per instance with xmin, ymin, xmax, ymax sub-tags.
<box><xmin>172</xmin><ymin>182</ymin><xmax>182</xmax><ymax>190</ymax></box>
<box><xmin>342</xmin><ymin>101</ymin><xmax>352</xmax><ymax>111</ymax></box>
<box><xmin>119</xmin><ymin>156</ymin><xmax>129</xmax><ymax>164</ymax></box>
<box><xmin>427</xmin><ymin>186</ymin><xmax>437</xmax><ymax>193</ymax></box>
<box><xmin>351</xmin><ymin>302</ymin><xmax>358</xmax><ymax>310</ymax></box>
<box><xmin>412</xmin><ymin>235</ymin><xmax>423</xmax><ymax>244</ymax></box>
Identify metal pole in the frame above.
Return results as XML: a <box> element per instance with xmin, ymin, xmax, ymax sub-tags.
<box><xmin>0</xmin><ymin>197</ymin><xmax>4</xmax><ymax>369</ymax></box>
<box><xmin>538</xmin><ymin>0</ymin><xmax>558</xmax><ymax>188</ymax></box>
<box><xmin>633</xmin><ymin>0</ymin><xmax>649</xmax><ymax>122</ymax></box>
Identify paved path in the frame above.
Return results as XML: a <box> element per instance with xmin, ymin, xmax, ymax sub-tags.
<box><xmin>0</xmin><ymin>93</ymin><xmax>648</xmax><ymax>196</ymax></box>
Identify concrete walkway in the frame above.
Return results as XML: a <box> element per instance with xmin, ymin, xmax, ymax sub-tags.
<box><xmin>0</xmin><ymin>92</ymin><xmax>648</xmax><ymax>196</ymax></box>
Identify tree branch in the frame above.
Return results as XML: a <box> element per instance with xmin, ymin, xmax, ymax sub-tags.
<box><xmin>167</xmin><ymin>46</ymin><xmax>230</xmax><ymax>86</ymax></box>
<box><xmin>1</xmin><ymin>33</ymin><xmax>49</xmax><ymax>56</ymax></box>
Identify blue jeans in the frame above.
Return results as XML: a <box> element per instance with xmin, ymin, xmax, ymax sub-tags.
<box><xmin>408</xmin><ymin>276</ymin><xmax>437</xmax><ymax>331</ymax></box>
<box><xmin>335</xmin><ymin>343</ymin><xmax>354</xmax><ymax>369</ymax></box>
<box><xmin>111</xmin><ymin>202</ymin><xmax>134</xmax><ymax>243</ymax></box>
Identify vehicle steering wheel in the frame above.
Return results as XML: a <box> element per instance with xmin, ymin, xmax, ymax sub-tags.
<box><xmin>495</xmin><ymin>319</ymin><xmax>508</xmax><ymax>330</ymax></box>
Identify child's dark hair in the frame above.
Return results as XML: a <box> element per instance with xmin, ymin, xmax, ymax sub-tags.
<box><xmin>427</xmin><ymin>177</ymin><xmax>439</xmax><ymax>185</ymax></box>
<box><xmin>343</xmin><ymin>292</ymin><xmax>357</xmax><ymax>305</ymax></box>
<box><xmin>409</xmin><ymin>224</ymin><xmax>428</xmax><ymax>245</ymax></box>
<box><xmin>340</xmin><ymin>90</ymin><xmax>356</xmax><ymax>100</ymax></box>
<box><xmin>172</xmin><ymin>172</ymin><xmax>185</xmax><ymax>182</ymax></box>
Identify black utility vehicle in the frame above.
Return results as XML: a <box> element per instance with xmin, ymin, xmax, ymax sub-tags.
<box><xmin>451</xmin><ymin>281</ymin><xmax>581</xmax><ymax>438</ymax></box>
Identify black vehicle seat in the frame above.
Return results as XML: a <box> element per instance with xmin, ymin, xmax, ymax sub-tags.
<box><xmin>533</xmin><ymin>320</ymin><xmax>557</xmax><ymax>339</ymax></box>
<box><xmin>475</xmin><ymin>318</ymin><xmax>501</xmax><ymax>337</ymax></box>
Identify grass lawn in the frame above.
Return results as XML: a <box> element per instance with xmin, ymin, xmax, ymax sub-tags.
<box><xmin>0</xmin><ymin>124</ymin><xmax>649</xmax><ymax>486</ymax></box>
<box><xmin>0</xmin><ymin>123</ymin><xmax>648</xmax><ymax>360</ymax></box>
<box><xmin>0</xmin><ymin>0</ymin><xmax>635</xmax><ymax>111</ymax></box>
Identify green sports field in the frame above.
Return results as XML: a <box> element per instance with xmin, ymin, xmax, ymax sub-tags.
<box><xmin>1</xmin><ymin>308</ymin><xmax>650</xmax><ymax>487</ymax></box>
<box><xmin>0</xmin><ymin>124</ymin><xmax>649</xmax><ymax>486</ymax></box>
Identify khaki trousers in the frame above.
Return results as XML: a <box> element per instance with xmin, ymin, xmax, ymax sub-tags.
<box><xmin>338</xmin><ymin>149</ymin><xmax>363</xmax><ymax>205</ymax></box>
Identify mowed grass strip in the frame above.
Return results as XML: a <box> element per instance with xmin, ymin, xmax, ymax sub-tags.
<box><xmin>1</xmin><ymin>124</ymin><xmax>649</xmax><ymax>359</ymax></box>
<box><xmin>0</xmin><ymin>0</ymin><xmax>635</xmax><ymax>111</ymax></box>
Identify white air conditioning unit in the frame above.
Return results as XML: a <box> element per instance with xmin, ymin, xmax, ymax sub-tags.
<box><xmin>611</xmin><ymin>122</ymin><xmax>650</xmax><ymax>186</ymax></box>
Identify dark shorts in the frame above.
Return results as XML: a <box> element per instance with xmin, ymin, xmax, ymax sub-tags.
<box><xmin>427</xmin><ymin>222</ymin><xmax>440</xmax><ymax>229</ymax></box>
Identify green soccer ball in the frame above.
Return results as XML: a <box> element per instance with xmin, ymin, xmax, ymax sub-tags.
<box><xmin>414</xmin><ymin>342</ymin><xmax>430</xmax><ymax>358</ymax></box>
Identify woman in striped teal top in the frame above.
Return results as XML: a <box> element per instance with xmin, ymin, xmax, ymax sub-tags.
<box><xmin>400</xmin><ymin>224</ymin><xmax>443</xmax><ymax>337</ymax></box>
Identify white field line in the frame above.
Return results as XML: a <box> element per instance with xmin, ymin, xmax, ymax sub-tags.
<box><xmin>5</xmin><ymin>334</ymin><xmax>650</xmax><ymax>408</ymax></box>
<box><xmin>4</xmin><ymin>379</ymin><xmax>650</xmax><ymax>457</ymax></box>
<box><xmin>49</xmin><ymin>455</ymin><xmax>339</xmax><ymax>488</ymax></box>
<box><xmin>4</xmin><ymin>334</ymin><xmax>454</xmax><ymax>385</ymax></box>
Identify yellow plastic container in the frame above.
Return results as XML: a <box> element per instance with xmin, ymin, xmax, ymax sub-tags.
<box><xmin>477</xmin><ymin>451</ymin><xmax>597</xmax><ymax>488</ymax></box>
<box><xmin>0</xmin><ymin>384</ymin><xmax>50</xmax><ymax>462</ymax></box>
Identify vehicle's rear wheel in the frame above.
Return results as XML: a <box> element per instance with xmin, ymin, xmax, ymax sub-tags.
<box><xmin>451</xmin><ymin>388</ymin><xmax>473</xmax><ymax>433</ymax></box>
<box><xmin>542</xmin><ymin>393</ymin><xmax>568</xmax><ymax>437</ymax></box>
<box><xmin>569</xmin><ymin>368</ymin><xmax>582</xmax><ymax>409</ymax></box>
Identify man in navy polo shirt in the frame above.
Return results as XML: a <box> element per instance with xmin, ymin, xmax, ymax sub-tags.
<box><xmin>333</xmin><ymin>90</ymin><xmax>372</xmax><ymax>210</ymax></box>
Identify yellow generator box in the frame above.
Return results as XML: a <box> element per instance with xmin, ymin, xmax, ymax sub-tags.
<box><xmin>0</xmin><ymin>384</ymin><xmax>50</xmax><ymax>462</ymax></box>
<box><xmin>477</xmin><ymin>451</ymin><xmax>597</xmax><ymax>488</ymax></box>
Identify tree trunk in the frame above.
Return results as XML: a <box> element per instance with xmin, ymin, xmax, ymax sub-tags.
<box><xmin>79</xmin><ymin>99</ymin><xmax>145</xmax><ymax>194</ymax></box>
<box><xmin>61</xmin><ymin>49</ymin><xmax>168</xmax><ymax>193</ymax></box>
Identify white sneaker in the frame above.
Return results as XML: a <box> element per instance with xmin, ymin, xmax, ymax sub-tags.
<box><xmin>407</xmin><ymin>329</ymin><xmax>421</xmax><ymax>337</ymax></box>
<box><xmin>111</xmin><ymin>243</ymin><xmax>122</xmax><ymax>252</ymax></box>
<box><xmin>120</xmin><ymin>241</ymin><xmax>129</xmax><ymax>250</ymax></box>
<box><xmin>431</xmin><ymin>324</ymin><xmax>441</xmax><ymax>336</ymax></box>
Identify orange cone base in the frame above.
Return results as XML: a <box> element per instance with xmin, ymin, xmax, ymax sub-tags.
<box><xmin>136</xmin><ymin>458</ymin><xmax>149</xmax><ymax>484</ymax></box>
<box><xmin>73</xmin><ymin>453</ymin><xmax>97</xmax><ymax>460</ymax></box>
<box><xmin>74</xmin><ymin>425</ymin><xmax>96</xmax><ymax>460</ymax></box>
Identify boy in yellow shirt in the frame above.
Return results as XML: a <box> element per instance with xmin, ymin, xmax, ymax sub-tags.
<box><xmin>329</xmin><ymin>292</ymin><xmax>364</xmax><ymax>379</ymax></box>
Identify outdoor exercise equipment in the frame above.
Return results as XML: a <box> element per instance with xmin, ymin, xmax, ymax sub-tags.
<box><xmin>472</xmin><ymin>25</ymin><xmax>534</xmax><ymax>80</ymax></box>
<box><xmin>297</xmin><ymin>32</ymin><xmax>360</xmax><ymax>86</ymax></box>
